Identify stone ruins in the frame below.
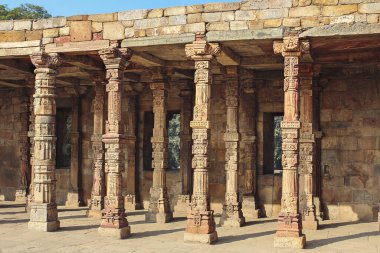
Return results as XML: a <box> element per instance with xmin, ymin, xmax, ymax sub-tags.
<box><xmin>0</xmin><ymin>0</ymin><xmax>380</xmax><ymax>248</ymax></box>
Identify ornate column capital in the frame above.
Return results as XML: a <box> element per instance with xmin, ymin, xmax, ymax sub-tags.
<box><xmin>185</xmin><ymin>35</ymin><xmax>221</xmax><ymax>61</ymax></box>
<box><xmin>99</xmin><ymin>47</ymin><xmax>132</xmax><ymax>69</ymax></box>
<box><xmin>30</xmin><ymin>52</ymin><xmax>62</xmax><ymax>70</ymax></box>
<box><xmin>273</xmin><ymin>36</ymin><xmax>310</xmax><ymax>57</ymax></box>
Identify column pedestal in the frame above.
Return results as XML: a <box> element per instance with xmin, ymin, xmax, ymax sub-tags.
<box><xmin>174</xmin><ymin>195</ymin><xmax>191</xmax><ymax>216</ymax></box>
<box><xmin>28</xmin><ymin>203</ymin><xmax>60</xmax><ymax>232</ymax></box>
<box><xmin>242</xmin><ymin>195</ymin><xmax>260</xmax><ymax>219</ymax></box>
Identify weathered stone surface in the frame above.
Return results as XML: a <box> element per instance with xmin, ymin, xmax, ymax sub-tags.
<box><xmin>67</xmin><ymin>15</ymin><xmax>88</xmax><ymax>21</ymax></box>
<box><xmin>186</xmin><ymin>5</ymin><xmax>204</xmax><ymax>14</ymax></box>
<box><xmin>241</xmin><ymin>0</ymin><xmax>269</xmax><ymax>10</ymax></box>
<box><xmin>161</xmin><ymin>25</ymin><xmax>185</xmax><ymax>35</ymax></box>
<box><xmin>88</xmin><ymin>13</ymin><xmax>116</xmax><ymax>22</ymax></box>
<box><xmin>148</xmin><ymin>9</ymin><xmax>164</xmax><ymax>18</ymax></box>
<box><xmin>206</xmin><ymin>22</ymin><xmax>230</xmax><ymax>31</ymax></box>
<box><xmin>206</xmin><ymin>28</ymin><xmax>283</xmax><ymax>42</ymax></box>
<box><xmin>313</xmin><ymin>0</ymin><xmax>338</xmax><ymax>5</ymax></box>
<box><xmin>26</xmin><ymin>30</ymin><xmax>42</xmax><ymax>41</ymax></box>
<box><xmin>103</xmin><ymin>22</ymin><xmax>125</xmax><ymax>40</ymax></box>
<box><xmin>301</xmin><ymin>17</ymin><xmax>320</xmax><ymax>27</ymax></box>
<box><xmin>13</xmin><ymin>20</ymin><xmax>32</xmax><ymax>30</ymax></box>
<box><xmin>264</xmin><ymin>19</ymin><xmax>282</xmax><ymax>28</ymax></box>
<box><xmin>367</xmin><ymin>14</ymin><xmax>379</xmax><ymax>23</ymax></box>
<box><xmin>33</xmin><ymin>17</ymin><xmax>66</xmax><ymax>30</ymax></box>
<box><xmin>59</xmin><ymin>27</ymin><xmax>70</xmax><ymax>36</ymax></box>
<box><xmin>0</xmin><ymin>21</ymin><xmax>14</xmax><ymax>31</ymax></box>
<box><xmin>235</xmin><ymin>10</ymin><xmax>257</xmax><ymax>20</ymax></box>
<box><xmin>300</xmin><ymin>23</ymin><xmax>380</xmax><ymax>37</ymax></box>
<box><xmin>169</xmin><ymin>15</ymin><xmax>187</xmax><ymax>25</ymax></box>
<box><xmin>118</xmin><ymin>9</ymin><xmax>149</xmax><ymax>20</ymax></box>
<box><xmin>188</xmin><ymin>13</ymin><xmax>202</xmax><ymax>23</ymax></box>
<box><xmin>134</xmin><ymin>17</ymin><xmax>168</xmax><ymax>29</ymax></box>
<box><xmin>0</xmin><ymin>31</ymin><xmax>26</xmax><ymax>42</ymax></box>
<box><xmin>43</xmin><ymin>28</ymin><xmax>59</xmax><ymax>38</ymax></box>
<box><xmin>230</xmin><ymin>21</ymin><xmax>249</xmax><ymax>30</ymax></box>
<box><xmin>358</xmin><ymin>3</ymin><xmax>380</xmax><ymax>14</ymax></box>
<box><xmin>289</xmin><ymin>6</ymin><xmax>321</xmax><ymax>17</ymax></box>
<box><xmin>45</xmin><ymin>40</ymin><xmax>110</xmax><ymax>53</ymax></box>
<box><xmin>221</xmin><ymin>12</ymin><xmax>235</xmax><ymax>21</ymax></box>
<box><xmin>202</xmin><ymin>12</ymin><xmax>222</xmax><ymax>22</ymax></box>
<box><xmin>185</xmin><ymin>22</ymin><xmax>206</xmax><ymax>33</ymax></box>
<box><xmin>122</xmin><ymin>33</ymin><xmax>194</xmax><ymax>47</ymax></box>
<box><xmin>70</xmin><ymin>21</ymin><xmax>92</xmax><ymax>41</ymax></box>
<box><xmin>259</xmin><ymin>8</ymin><xmax>289</xmax><ymax>19</ymax></box>
<box><xmin>283</xmin><ymin>18</ymin><xmax>301</xmax><ymax>27</ymax></box>
<box><xmin>164</xmin><ymin>6</ymin><xmax>186</xmax><ymax>16</ymax></box>
<box><xmin>92</xmin><ymin>22</ymin><xmax>103</xmax><ymax>33</ymax></box>
<box><xmin>125</xmin><ymin>28</ymin><xmax>135</xmax><ymax>38</ymax></box>
<box><xmin>331</xmin><ymin>15</ymin><xmax>355</xmax><ymax>24</ymax></box>
<box><xmin>322</xmin><ymin>5</ymin><xmax>358</xmax><ymax>16</ymax></box>
<box><xmin>204</xmin><ymin>2</ymin><xmax>240</xmax><ymax>12</ymax></box>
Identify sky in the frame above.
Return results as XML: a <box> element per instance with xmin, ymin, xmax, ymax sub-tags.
<box><xmin>1</xmin><ymin>0</ymin><xmax>240</xmax><ymax>17</ymax></box>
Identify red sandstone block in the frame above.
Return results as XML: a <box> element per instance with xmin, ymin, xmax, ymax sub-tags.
<box><xmin>92</xmin><ymin>32</ymin><xmax>103</xmax><ymax>40</ymax></box>
<box><xmin>54</xmin><ymin>36</ymin><xmax>71</xmax><ymax>44</ymax></box>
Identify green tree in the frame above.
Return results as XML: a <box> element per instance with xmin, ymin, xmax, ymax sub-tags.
<box><xmin>0</xmin><ymin>4</ymin><xmax>51</xmax><ymax>20</ymax></box>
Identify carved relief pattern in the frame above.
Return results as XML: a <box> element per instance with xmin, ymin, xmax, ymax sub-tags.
<box><xmin>185</xmin><ymin>39</ymin><xmax>218</xmax><ymax>235</ymax></box>
<box><xmin>99</xmin><ymin>47</ymin><xmax>131</xmax><ymax>229</ymax></box>
<box><xmin>29</xmin><ymin>52</ymin><xmax>61</xmax><ymax>224</ymax></box>
<box><xmin>220</xmin><ymin>71</ymin><xmax>245</xmax><ymax>226</ymax></box>
<box><xmin>298</xmin><ymin>64</ymin><xmax>318</xmax><ymax>228</ymax></box>
<box><xmin>89</xmin><ymin>81</ymin><xmax>105</xmax><ymax>212</ymax></box>
<box><xmin>273</xmin><ymin>36</ymin><xmax>309</xmax><ymax>237</ymax></box>
<box><xmin>147</xmin><ymin>82</ymin><xmax>171</xmax><ymax>218</ymax></box>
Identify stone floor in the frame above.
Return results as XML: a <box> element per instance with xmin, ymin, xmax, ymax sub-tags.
<box><xmin>0</xmin><ymin>201</ymin><xmax>379</xmax><ymax>253</ymax></box>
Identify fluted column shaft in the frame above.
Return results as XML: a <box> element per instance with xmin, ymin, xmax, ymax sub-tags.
<box><xmin>98</xmin><ymin>47</ymin><xmax>132</xmax><ymax>238</ymax></box>
<box><xmin>88</xmin><ymin>78</ymin><xmax>105</xmax><ymax>218</ymax></box>
<box><xmin>273</xmin><ymin>36</ymin><xmax>309</xmax><ymax>248</ymax></box>
<box><xmin>28</xmin><ymin>52</ymin><xmax>62</xmax><ymax>232</ymax></box>
<box><xmin>184</xmin><ymin>36</ymin><xmax>220</xmax><ymax>244</ymax></box>
<box><xmin>220</xmin><ymin>66</ymin><xmax>245</xmax><ymax>227</ymax></box>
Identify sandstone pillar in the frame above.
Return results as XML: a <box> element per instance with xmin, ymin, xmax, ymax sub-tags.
<box><xmin>66</xmin><ymin>95</ymin><xmax>81</xmax><ymax>207</ymax></box>
<box><xmin>15</xmin><ymin>90</ymin><xmax>31</xmax><ymax>203</ymax></box>
<box><xmin>124</xmin><ymin>90</ymin><xmax>139</xmax><ymax>210</ymax></box>
<box><xmin>98</xmin><ymin>47</ymin><xmax>132</xmax><ymax>239</ymax></box>
<box><xmin>240</xmin><ymin>74</ymin><xmax>260</xmax><ymax>219</ymax></box>
<box><xmin>26</xmin><ymin>92</ymin><xmax>35</xmax><ymax>213</ymax></box>
<box><xmin>88</xmin><ymin>77</ymin><xmax>106</xmax><ymax>218</ymax></box>
<box><xmin>299</xmin><ymin>63</ymin><xmax>318</xmax><ymax>230</ymax></box>
<box><xmin>183</xmin><ymin>36</ymin><xmax>220</xmax><ymax>244</ymax></box>
<box><xmin>174</xmin><ymin>85</ymin><xmax>193</xmax><ymax>216</ymax></box>
<box><xmin>220</xmin><ymin>66</ymin><xmax>245</xmax><ymax>227</ymax></box>
<box><xmin>146</xmin><ymin>71</ymin><xmax>173</xmax><ymax>223</ymax></box>
<box><xmin>28</xmin><ymin>52</ymin><xmax>62</xmax><ymax>232</ymax></box>
<box><xmin>273</xmin><ymin>35</ymin><xmax>309</xmax><ymax>248</ymax></box>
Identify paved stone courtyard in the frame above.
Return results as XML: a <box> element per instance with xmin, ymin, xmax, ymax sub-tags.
<box><xmin>0</xmin><ymin>201</ymin><xmax>379</xmax><ymax>253</ymax></box>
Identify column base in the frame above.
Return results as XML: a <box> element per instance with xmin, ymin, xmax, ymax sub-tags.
<box><xmin>274</xmin><ymin>234</ymin><xmax>306</xmax><ymax>249</ymax></box>
<box><xmin>184</xmin><ymin>231</ymin><xmax>218</xmax><ymax>244</ymax></box>
<box><xmin>145</xmin><ymin>211</ymin><xmax>173</xmax><ymax>223</ymax></box>
<box><xmin>15</xmin><ymin>190</ymin><xmax>28</xmax><ymax>203</ymax></box>
<box><xmin>86</xmin><ymin>209</ymin><xmax>103</xmax><ymax>219</ymax></box>
<box><xmin>174</xmin><ymin>195</ymin><xmax>191</xmax><ymax>217</ymax></box>
<box><xmin>219</xmin><ymin>204</ymin><xmax>245</xmax><ymax>227</ymax></box>
<box><xmin>303</xmin><ymin>214</ymin><xmax>319</xmax><ymax>230</ymax></box>
<box><xmin>242</xmin><ymin>195</ymin><xmax>260</xmax><ymax>219</ymax></box>
<box><xmin>65</xmin><ymin>192</ymin><xmax>81</xmax><ymax>207</ymax></box>
<box><xmin>28</xmin><ymin>221</ymin><xmax>60</xmax><ymax>232</ymax></box>
<box><xmin>98</xmin><ymin>226</ymin><xmax>131</xmax><ymax>239</ymax></box>
<box><xmin>219</xmin><ymin>215</ymin><xmax>245</xmax><ymax>227</ymax></box>
<box><xmin>314</xmin><ymin>197</ymin><xmax>324</xmax><ymax>221</ymax></box>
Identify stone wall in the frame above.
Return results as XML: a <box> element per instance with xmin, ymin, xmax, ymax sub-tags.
<box><xmin>0</xmin><ymin>0</ymin><xmax>380</xmax><ymax>52</ymax></box>
<box><xmin>0</xmin><ymin>90</ymin><xmax>28</xmax><ymax>201</ymax></box>
<box><xmin>321</xmin><ymin>76</ymin><xmax>380</xmax><ymax>221</ymax></box>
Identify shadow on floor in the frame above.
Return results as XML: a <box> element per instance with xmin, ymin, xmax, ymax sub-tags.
<box><xmin>58</xmin><ymin>207</ymin><xmax>89</xmax><ymax>212</ymax></box>
<box><xmin>319</xmin><ymin>220</ymin><xmax>363</xmax><ymax>229</ymax></box>
<box><xmin>0</xmin><ymin>218</ymin><xmax>29</xmax><ymax>224</ymax></box>
<box><xmin>58</xmin><ymin>224</ymin><xmax>99</xmax><ymax>232</ymax></box>
<box><xmin>0</xmin><ymin>203</ymin><xmax>25</xmax><ymax>208</ymax></box>
<box><xmin>0</xmin><ymin>211</ymin><xmax>27</xmax><ymax>215</ymax></box>
<box><xmin>216</xmin><ymin>230</ymin><xmax>276</xmax><ymax>245</ymax></box>
<box><xmin>59</xmin><ymin>215</ymin><xmax>88</xmax><ymax>220</ymax></box>
<box><xmin>127</xmin><ymin>211</ymin><xmax>147</xmax><ymax>216</ymax></box>
<box><xmin>245</xmin><ymin>218</ymin><xmax>277</xmax><ymax>226</ymax></box>
<box><xmin>130</xmin><ymin>227</ymin><xmax>184</xmax><ymax>239</ymax></box>
<box><xmin>307</xmin><ymin>231</ymin><xmax>380</xmax><ymax>249</ymax></box>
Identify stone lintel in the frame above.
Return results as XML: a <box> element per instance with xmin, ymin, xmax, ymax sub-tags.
<box><xmin>0</xmin><ymin>40</ymin><xmax>40</xmax><ymax>49</ymax></box>
<box><xmin>300</xmin><ymin>23</ymin><xmax>380</xmax><ymax>38</ymax></box>
<box><xmin>121</xmin><ymin>33</ymin><xmax>195</xmax><ymax>48</ymax></box>
<box><xmin>45</xmin><ymin>40</ymin><xmax>110</xmax><ymax>53</ymax></box>
<box><xmin>0</xmin><ymin>47</ymin><xmax>40</xmax><ymax>57</ymax></box>
<box><xmin>206</xmin><ymin>28</ymin><xmax>283</xmax><ymax>42</ymax></box>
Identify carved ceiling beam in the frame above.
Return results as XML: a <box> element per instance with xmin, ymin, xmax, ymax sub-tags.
<box><xmin>0</xmin><ymin>80</ymin><xmax>25</xmax><ymax>88</ymax></box>
<box><xmin>131</xmin><ymin>52</ymin><xmax>166</xmax><ymax>67</ymax></box>
<box><xmin>0</xmin><ymin>60</ymin><xmax>33</xmax><ymax>74</ymax></box>
<box><xmin>65</xmin><ymin>55</ymin><xmax>104</xmax><ymax>70</ymax></box>
<box><xmin>216</xmin><ymin>46</ymin><xmax>240</xmax><ymax>66</ymax></box>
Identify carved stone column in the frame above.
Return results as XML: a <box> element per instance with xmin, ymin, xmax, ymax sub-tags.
<box><xmin>124</xmin><ymin>89</ymin><xmax>139</xmax><ymax>210</ymax></box>
<box><xmin>66</xmin><ymin>94</ymin><xmax>81</xmax><ymax>207</ymax></box>
<box><xmin>88</xmin><ymin>77</ymin><xmax>105</xmax><ymax>218</ymax></box>
<box><xmin>15</xmin><ymin>89</ymin><xmax>31</xmax><ymax>203</ymax></box>
<box><xmin>240</xmin><ymin>73</ymin><xmax>260</xmax><ymax>219</ymax></box>
<box><xmin>273</xmin><ymin>35</ymin><xmax>309</xmax><ymax>248</ymax></box>
<box><xmin>98</xmin><ymin>47</ymin><xmax>132</xmax><ymax>239</ymax></box>
<box><xmin>26</xmin><ymin>91</ymin><xmax>35</xmax><ymax>213</ymax></box>
<box><xmin>146</xmin><ymin>71</ymin><xmax>173</xmax><ymax>223</ymax></box>
<box><xmin>299</xmin><ymin>63</ymin><xmax>318</xmax><ymax>230</ymax></box>
<box><xmin>183</xmin><ymin>36</ymin><xmax>220</xmax><ymax>244</ymax></box>
<box><xmin>28</xmin><ymin>52</ymin><xmax>62</xmax><ymax>232</ymax></box>
<box><xmin>174</xmin><ymin>85</ymin><xmax>193</xmax><ymax>216</ymax></box>
<box><xmin>220</xmin><ymin>66</ymin><xmax>245</xmax><ymax>227</ymax></box>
